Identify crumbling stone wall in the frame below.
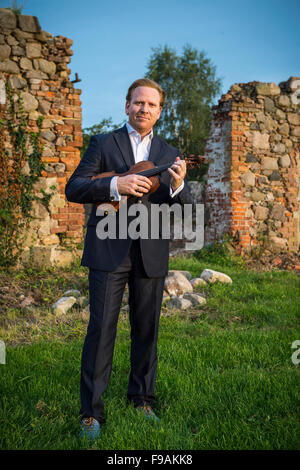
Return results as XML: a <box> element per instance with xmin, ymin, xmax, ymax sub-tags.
<box><xmin>204</xmin><ymin>77</ymin><xmax>300</xmax><ymax>254</ymax></box>
<box><xmin>0</xmin><ymin>9</ymin><xmax>83</xmax><ymax>266</ymax></box>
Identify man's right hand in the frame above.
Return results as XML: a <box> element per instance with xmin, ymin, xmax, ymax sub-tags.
<box><xmin>117</xmin><ymin>174</ymin><xmax>152</xmax><ymax>197</ymax></box>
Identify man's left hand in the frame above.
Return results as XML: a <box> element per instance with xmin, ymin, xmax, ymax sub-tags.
<box><xmin>168</xmin><ymin>157</ymin><xmax>187</xmax><ymax>191</ymax></box>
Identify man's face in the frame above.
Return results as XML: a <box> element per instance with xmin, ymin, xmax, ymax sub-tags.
<box><xmin>125</xmin><ymin>86</ymin><xmax>162</xmax><ymax>136</ymax></box>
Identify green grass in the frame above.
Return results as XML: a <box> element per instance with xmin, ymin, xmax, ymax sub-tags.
<box><xmin>0</xmin><ymin>247</ymin><xmax>300</xmax><ymax>450</ymax></box>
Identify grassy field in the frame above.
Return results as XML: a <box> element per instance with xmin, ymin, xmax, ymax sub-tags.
<box><xmin>0</xmin><ymin>245</ymin><xmax>300</xmax><ymax>450</ymax></box>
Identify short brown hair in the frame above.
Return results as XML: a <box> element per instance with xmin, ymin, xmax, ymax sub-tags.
<box><xmin>126</xmin><ymin>78</ymin><xmax>165</xmax><ymax>107</ymax></box>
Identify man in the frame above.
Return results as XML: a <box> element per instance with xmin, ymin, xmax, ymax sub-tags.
<box><xmin>65</xmin><ymin>78</ymin><xmax>193</xmax><ymax>440</ymax></box>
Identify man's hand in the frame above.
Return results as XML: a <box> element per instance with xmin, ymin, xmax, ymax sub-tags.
<box><xmin>168</xmin><ymin>157</ymin><xmax>186</xmax><ymax>191</ymax></box>
<box><xmin>117</xmin><ymin>174</ymin><xmax>152</xmax><ymax>197</ymax></box>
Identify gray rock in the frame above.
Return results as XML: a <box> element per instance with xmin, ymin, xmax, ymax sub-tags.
<box><xmin>279</xmin><ymin>154</ymin><xmax>290</xmax><ymax>168</ymax></box>
<box><xmin>7</xmin><ymin>75</ymin><xmax>26</xmax><ymax>89</ymax></box>
<box><xmin>269</xmin><ymin>236</ymin><xmax>288</xmax><ymax>252</ymax></box>
<box><xmin>25</xmin><ymin>70</ymin><xmax>48</xmax><ymax>79</ymax></box>
<box><xmin>284</xmin><ymin>139</ymin><xmax>293</xmax><ymax>152</ymax></box>
<box><xmin>251</xmin><ymin>191</ymin><xmax>266</xmax><ymax>202</ymax></box>
<box><xmin>31</xmin><ymin>200</ymin><xmax>49</xmax><ymax>219</ymax></box>
<box><xmin>253</xmin><ymin>206</ymin><xmax>269</xmax><ymax>220</ymax></box>
<box><xmin>183</xmin><ymin>293</ymin><xmax>207</xmax><ymax>306</ymax></box>
<box><xmin>291</xmin><ymin>126</ymin><xmax>300</xmax><ymax>137</ymax></box>
<box><xmin>249</xmin><ymin>122</ymin><xmax>260</xmax><ymax>130</ymax></box>
<box><xmin>270</xmin><ymin>204</ymin><xmax>285</xmax><ymax>220</ymax></box>
<box><xmin>20</xmin><ymin>57</ymin><xmax>33</xmax><ymax>70</ymax></box>
<box><xmin>190</xmin><ymin>277</ymin><xmax>207</xmax><ymax>288</ymax></box>
<box><xmin>11</xmin><ymin>45</ymin><xmax>25</xmax><ymax>56</ymax></box>
<box><xmin>245</xmin><ymin>153</ymin><xmax>259</xmax><ymax>163</ymax></box>
<box><xmin>6</xmin><ymin>35</ymin><xmax>17</xmax><ymax>46</ymax></box>
<box><xmin>200</xmin><ymin>269</ymin><xmax>232</xmax><ymax>284</ymax></box>
<box><xmin>166</xmin><ymin>296</ymin><xmax>192</xmax><ymax>310</ymax></box>
<box><xmin>0</xmin><ymin>60</ymin><xmax>19</xmax><ymax>73</ymax></box>
<box><xmin>62</xmin><ymin>289</ymin><xmax>81</xmax><ymax>298</ymax></box>
<box><xmin>268</xmin><ymin>171</ymin><xmax>281</xmax><ymax>181</ymax></box>
<box><xmin>38</xmin><ymin>59</ymin><xmax>56</xmax><ymax>75</ymax></box>
<box><xmin>41</xmin><ymin>130</ymin><xmax>56</xmax><ymax>142</ymax></box>
<box><xmin>26</xmin><ymin>42</ymin><xmax>42</xmax><ymax>59</ymax></box>
<box><xmin>278</xmin><ymin>123</ymin><xmax>289</xmax><ymax>135</ymax></box>
<box><xmin>164</xmin><ymin>271</ymin><xmax>193</xmax><ymax>296</ymax></box>
<box><xmin>264</xmin><ymin>97</ymin><xmax>275</xmax><ymax>113</ymax></box>
<box><xmin>0</xmin><ymin>8</ymin><xmax>16</xmax><ymax>30</ymax></box>
<box><xmin>0</xmin><ymin>44</ymin><xmax>11</xmax><ymax>60</ymax></box>
<box><xmin>287</xmin><ymin>113</ymin><xmax>300</xmax><ymax>126</ymax></box>
<box><xmin>38</xmin><ymin>100</ymin><xmax>51</xmax><ymax>115</ymax></box>
<box><xmin>275</xmin><ymin>109</ymin><xmax>286</xmax><ymax>120</ymax></box>
<box><xmin>256</xmin><ymin>83</ymin><xmax>280</xmax><ymax>96</ymax></box>
<box><xmin>272</xmin><ymin>143</ymin><xmax>286</xmax><ymax>154</ymax></box>
<box><xmin>51</xmin><ymin>296</ymin><xmax>77</xmax><ymax>315</ymax></box>
<box><xmin>13</xmin><ymin>28</ymin><xmax>34</xmax><ymax>41</ymax></box>
<box><xmin>262</xmin><ymin>157</ymin><xmax>278</xmax><ymax>170</ymax></box>
<box><xmin>241</xmin><ymin>172</ymin><xmax>255</xmax><ymax>186</ymax></box>
<box><xmin>252</xmin><ymin>131</ymin><xmax>269</xmax><ymax>150</ymax></box>
<box><xmin>258</xmin><ymin>175</ymin><xmax>268</xmax><ymax>185</ymax></box>
<box><xmin>42</xmin><ymin>119</ymin><xmax>54</xmax><ymax>128</ymax></box>
<box><xmin>35</xmin><ymin>30</ymin><xmax>51</xmax><ymax>43</ymax></box>
<box><xmin>17</xmin><ymin>15</ymin><xmax>41</xmax><ymax>33</ymax></box>
<box><xmin>277</xmin><ymin>95</ymin><xmax>290</xmax><ymax>107</ymax></box>
<box><xmin>168</xmin><ymin>270</ymin><xmax>192</xmax><ymax>280</ymax></box>
<box><xmin>20</xmin><ymin>92</ymin><xmax>38</xmax><ymax>112</ymax></box>
<box><xmin>55</xmin><ymin>163</ymin><xmax>66</xmax><ymax>173</ymax></box>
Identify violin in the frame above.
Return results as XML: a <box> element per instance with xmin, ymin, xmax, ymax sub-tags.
<box><xmin>91</xmin><ymin>160</ymin><xmax>174</xmax><ymax>211</ymax></box>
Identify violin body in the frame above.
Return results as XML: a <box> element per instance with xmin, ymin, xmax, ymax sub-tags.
<box><xmin>91</xmin><ymin>161</ymin><xmax>162</xmax><ymax>211</ymax></box>
<box><xmin>91</xmin><ymin>160</ymin><xmax>160</xmax><ymax>193</ymax></box>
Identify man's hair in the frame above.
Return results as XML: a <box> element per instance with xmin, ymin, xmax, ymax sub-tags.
<box><xmin>126</xmin><ymin>78</ymin><xmax>165</xmax><ymax>107</ymax></box>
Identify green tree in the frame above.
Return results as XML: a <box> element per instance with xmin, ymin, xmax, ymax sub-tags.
<box><xmin>81</xmin><ymin>117</ymin><xmax>124</xmax><ymax>158</ymax></box>
<box><xmin>146</xmin><ymin>44</ymin><xmax>221</xmax><ymax>157</ymax></box>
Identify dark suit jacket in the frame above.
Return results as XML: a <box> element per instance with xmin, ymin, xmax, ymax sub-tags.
<box><xmin>65</xmin><ymin>125</ymin><xmax>193</xmax><ymax>277</ymax></box>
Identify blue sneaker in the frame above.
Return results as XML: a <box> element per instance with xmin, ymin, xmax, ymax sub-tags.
<box><xmin>135</xmin><ymin>405</ymin><xmax>160</xmax><ymax>423</ymax></box>
<box><xmin>80</xmin><ymin>417</ymin><xmax>101</xmax><ymax>440</ymax></box>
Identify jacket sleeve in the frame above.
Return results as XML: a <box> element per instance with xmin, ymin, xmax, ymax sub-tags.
<box><xmin>170</xmin><ymin>176</ymin><xmax>194</xmax><ymax>206</ymax></box>
<box><xmin>65</xmin><ymin>135</ymin><xmax>113</xmax><ymax>204</ymax></box>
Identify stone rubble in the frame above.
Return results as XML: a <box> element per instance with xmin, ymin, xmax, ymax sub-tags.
<box><xmin>51</xmin><ymin>296</ymin><xmax>77</xmax><ymax>315</ymax></box>
<box><xmin>49</xmin><ymin>266</ymin><xmax>232</xmax><ymax>316</ymax></box>
<box><xmin>200</xmin><ymin>269</ymin><xmax>233</xmax><ymax>284</ymax></box>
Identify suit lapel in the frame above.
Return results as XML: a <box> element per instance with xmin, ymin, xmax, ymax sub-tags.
<box><xmin>113</xmin><ymin>125</ymin><xmax>135</xmax><ymax>169</ymax></box>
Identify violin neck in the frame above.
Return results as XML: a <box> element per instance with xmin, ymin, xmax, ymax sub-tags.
<box><xmin>138</xmin><ymin>162</ymin><xmax>173</xmax><ymax>178</ymax></box>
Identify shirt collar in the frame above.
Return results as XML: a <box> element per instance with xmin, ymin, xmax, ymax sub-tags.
<box><xmin>126</xmin><ymin>122</ymin><xmax>153</xmax><ymax>141</ymax></box>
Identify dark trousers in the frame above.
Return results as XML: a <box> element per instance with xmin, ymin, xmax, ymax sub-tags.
<box><xmin>79</xmin><ymin>240</ymin><xmax>165</xmax><ymax>424</ymax></box>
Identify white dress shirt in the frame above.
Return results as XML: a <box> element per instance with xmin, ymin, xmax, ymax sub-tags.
<box><xmin>110</xmin><ymin>122</ymin><xmax>184</xmax><ymax>200</ymax></box>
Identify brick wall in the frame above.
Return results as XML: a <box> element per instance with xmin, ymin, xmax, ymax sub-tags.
<box><xmin>0</xmin><ymin>9</ymin><xmax>84</xmax><ymax>266</ymax></box>
<box><xmin>204</xmin><ymin>78</ymin><xmax>300</xmax><ymax>254</ymax></box>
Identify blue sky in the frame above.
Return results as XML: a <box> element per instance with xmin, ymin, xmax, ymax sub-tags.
<box><xmin>4</xmin><ymin>0</ymin><xmax>300</xmax><ymax>128</ymax></box>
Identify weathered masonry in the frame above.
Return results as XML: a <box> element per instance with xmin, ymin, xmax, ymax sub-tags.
<box><xmin>0</xmin><ymin>9</ymin><xmax>84</xmax><ymax>266</ymax></box>
<box><xmin>1</xmin><ymin>9</ymin><xmax>299</xmax><ymax>266</ymax></box>
<box><xmin>204</xmin><ymin>78</ymin><xmax>300</xmax><ymax>254</ymax></box>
